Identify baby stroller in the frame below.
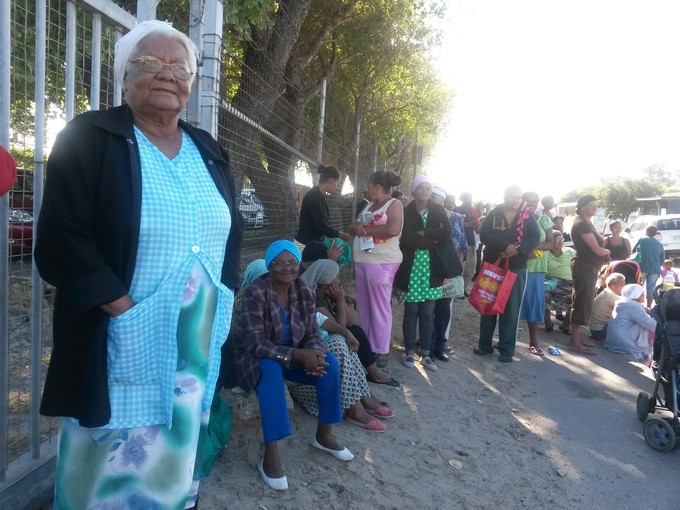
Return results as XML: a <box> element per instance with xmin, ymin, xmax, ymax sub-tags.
<box><xmin>597</xmin><ymin>259</ymin><xmax>641</xmax><ymax>295</ymax></box>
<box><xmin>545</xmin><ymin>276</ymin><xmax>572</xmax><ymax>325</ymax></box>
<box><xmin>636</xmin><ymin>287</ymin><xmax>680</xmax><ymax>452</ymax></box>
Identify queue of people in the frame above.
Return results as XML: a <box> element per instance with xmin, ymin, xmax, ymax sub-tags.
<box><xmin>33</xmin><ymin>19</ymin><xmax>673</xmax><ymax>506</ymax></box>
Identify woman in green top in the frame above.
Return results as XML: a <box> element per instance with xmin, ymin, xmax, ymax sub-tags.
<box><xmin>394</xmin><ymin>176</ymin><xmax>452</xmax><ymax>372</ymax></box>
<box><xmin>519</xmin><ymin>192</ymin><xmax>554</xmax><ymax>355</ymax></box>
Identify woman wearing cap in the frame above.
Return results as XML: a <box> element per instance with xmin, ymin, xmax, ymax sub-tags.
<box><xmin>234</xmin><ymin>240</ymin><xmax>351</xmax><ymax>491</ymax></box>
<box><xmin>350</xmin><ymin>170</ymin><xmax>404</xmax><ymax>367</ymax></box>
<box><xmin>296</xmin><ymin>164</ymin><xmax>350</xmax><ymax>244</ymax></box>
<box><xmin>394</xmin><ymin>176</ymin><xmax>452</xmax><ymax>371</ymax></box>
<box><xmin>34</xmin><ymin>21</ymin><xmax>243</xmax><ymax>508</ymax></box>
<box><xmin>604</xmin><ymin>284</ymin><xmax>656</xmax><ymax>366</ymax></box>
<box><xmin>569</xmin><ymin>195</ymin><xmax>610</xmax><ymax>355</ymax></box>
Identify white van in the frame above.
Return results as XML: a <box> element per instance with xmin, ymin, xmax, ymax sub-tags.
<box><xmin>623</xmin><ymin>215</ymin><xmax>680</xmax><ymax>257</ymax></box>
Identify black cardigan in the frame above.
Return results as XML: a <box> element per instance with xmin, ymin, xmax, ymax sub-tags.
<box><xmin>394</xmin><ymin>200</ymin><xmax>452</xmax><ymax>292</ymax></box>
<box><xmin>34</xmin><ymin>105</ymin><xmax>244</xmax><ymax>427</ymax></box>
<box><xmin>295</xmin><ymin>187</ymin><xmax>339</xmax><ymax>244</ymax></box>
<box><xmin>479</xmin><ymin>205</ymin><xmax>540</xmax><ymax>270</ymax></box>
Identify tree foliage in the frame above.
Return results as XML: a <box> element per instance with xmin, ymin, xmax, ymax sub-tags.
<box><xmin>561</xmin><ymin>177</ymin><xmax>666</xmax><ymax>221</ymax></box>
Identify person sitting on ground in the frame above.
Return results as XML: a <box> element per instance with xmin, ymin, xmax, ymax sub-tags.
<box><xmin>234</xmin><ymin>240</ymin><xmax>352</xmax><ymax>491</ymax></box>
<box><xmin>604</xmin><ymin>283</ymin><xmax>656</xmax><ymax>366</ymax></box>
<box><xmin>552</xmin><ymin>215</ymin><xmax>572</xmax><ymax>245</ymax></box>
<box><xmin>603</xmin><ymin>221</ymin><xmax>631</xmax><ymax>261</ymax></box>
<box><xmin>589</xmin><ymin>272</ymin><xmax>626</xmax><ymax>340</ymax></box>
<box><xmin>543</xmin><ymin>231</ymin><xmax>575</xmax><ymax>332</ymax></box>
<box><xmin>661</xmin><ymin>258</ymin><xmax>679</xmax><ymax>284</ymax></box>
<box><xmin>633</xmin><ymin>225</ymin><xmax>665</xmax><ymax>308</ymax></box>
<box><xmin>301</xmin><ymin>239</ymin><xmax>397</xmax><ymax>385</ymax></box>
<box><xmin>292</xmin><ymin>260</ymin><xmax>395</xmax><ymax>433</ymax></box>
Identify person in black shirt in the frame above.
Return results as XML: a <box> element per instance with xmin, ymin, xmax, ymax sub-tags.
<box><xmin>296</xmin><ymin>164</ymin><xmax>350</xmax><ymax>244</ymax></box>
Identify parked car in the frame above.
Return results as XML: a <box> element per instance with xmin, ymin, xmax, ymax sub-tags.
<box><xmin>238</xmin><ymin>189</ymin><xmax>266</xmax><ymax>229</ymax></box>
<box><xmin>8</xmin><ymin>208</ymin><xmax>33</xmax><ymax>256</ymax></box>
<box><xmin>623</xmin><ymin>215</ymin><xmax>680</xmax><ymax>257</ymax></box>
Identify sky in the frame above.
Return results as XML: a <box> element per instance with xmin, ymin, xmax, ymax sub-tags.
<box><xmin>426</xmin><ymin>0</ymin><xmax>680</xmax><ymax>204</ymax></box>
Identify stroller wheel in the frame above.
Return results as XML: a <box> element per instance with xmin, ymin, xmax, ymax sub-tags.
<box><xmin>643</xmin><ymin>417</ymin><xmax>677</xmax><ymax>452</ymax></box>
<box><xmin>636</xmin><ymin>392</ymin><xmax>654</xmax><ymax>422</ymax></box>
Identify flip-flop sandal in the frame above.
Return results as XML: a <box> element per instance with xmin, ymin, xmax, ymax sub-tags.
<box><xmin>529</xmin><ymin>345</ymin><xmax>544</xmax><ymax>356</ymax></box>
<box><xmin>345</xmin><ymin>416</ymin><xmax>386</xmax><ymax>432</ymax></box>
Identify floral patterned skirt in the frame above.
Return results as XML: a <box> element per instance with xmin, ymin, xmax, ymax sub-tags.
<box><xmin>287</xmin><ymin>333</ymin><xmax>370</xmax><ymax>417</ymax></box>
<box><xmin>53</xmin><ymin>263</ymin><xmax>217</xmax><ymax>510</ymax></box>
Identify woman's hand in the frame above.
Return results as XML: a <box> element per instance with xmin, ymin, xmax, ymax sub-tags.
<box><xmin>338</xmin><ymin>231</ymin><xmax>351</xmax><ymax>242</ymax></box>
<box><xmin>344</xmin><ymin>331</ymin><xmax>360</xmax><ymax>352</ymax></box>
<box><xmin>326</xmin><ymin>239</ymin><xmax>342</xmax><ymax>262</ymax></box>
<box><xmin>327</xmin><ymin>282</ymin><xmax>345</xmax><ymax>301</ymax></box>
<box><xmin>100</xmin><ymin>295</ymin><xmax>134</xmax><ymax>317</ymax></box>
<box><xmin>504</xmin><ymin>244</ymin><xmax>518</xmax><ymax>257</ymax></box>
<box><xmin>350</xmin><ymin>221</ymin><xmax>367</xmax><ymax>237</ymax></box>
<box><xmin>293</xmin><ymin>348</ymin><xmax>328</xmax><ymax>376</ymax></box>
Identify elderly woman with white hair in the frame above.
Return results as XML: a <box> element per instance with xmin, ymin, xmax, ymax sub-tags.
<box><xmin>34</xmin><ymin>20</ymin><xmax>243</xmax><ymax>509</ymax></box>
<box><xmin>604</xmin><ymin>284</ymin><xmax>656</xmax><ymax>365</ymax></box>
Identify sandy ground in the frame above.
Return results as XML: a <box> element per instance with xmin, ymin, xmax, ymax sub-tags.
<box><xmin>199</xmin><ymin>293</ymin><xmax>680</xmax><ymax>510</ymax></box>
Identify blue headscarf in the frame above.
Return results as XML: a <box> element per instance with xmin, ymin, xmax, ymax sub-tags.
<box><xmin>243</xmin><ymin>259</ymin><xmax>268</xmax><ymax>287</ymax></box>
<box><xmin>264</xmin><ymin>240</ymin><xmax>301</xmax><ymax>269</ymax></box>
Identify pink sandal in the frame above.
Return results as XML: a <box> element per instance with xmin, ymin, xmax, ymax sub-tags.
<box><xmin>529</xmin><ymin>345</ymin><xmax>544</xmax><ymax>356</ymax></box>
<box><xmin>345</xmin><ymin>416</ymin><xmax>386</xmax><ymax>432</ymax></box>
<box><xmin>366</xmin><ymin>405</ymin><xmax>395</xmax><ymax>419</ymax></box>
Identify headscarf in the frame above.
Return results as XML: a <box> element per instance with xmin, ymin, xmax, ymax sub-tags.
<box><xmin>431</xmin><ymin>185</ymin><xmax>448</xmax><ymax>201</ymax></box>
<box><xmin>620</xmin><ymin>283</ymin><xmax>644</xmax><ymax>302</ymax></box>
<box><xmin>299</xmin><ymin>260</ymin><xmax>340</xmax><ymax>289</ymax></box>
<box><xmin>576</xmin><ymin>194</ymin><xmax>597</xmax><ymax>215</ymax></box>
<box><xmin>242</xmin><ymin>259</ymin><xmax>267</xmax><ymax>287</ymax></box>
<box><xmin>410</xmin><ymin>175</ymin><xmax>432</xmax><ymax>196</ymax></box>
<box><xmin>114</xmin><ymin>20</ymin><xmax>199</xmax><ymax>87</ymax></box>
<box><xmin>264</xmin><ymin>240</ymin><xmax>301</xmax><ymax>269</ymax></box>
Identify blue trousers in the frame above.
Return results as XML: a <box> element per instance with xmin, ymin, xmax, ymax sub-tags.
<box><xmin>478</xmin><ymin>268</ymin><xmax>527</xmax><ymax>357</ymax></box>
<box><xmin>255</xmin><ymin>354</ymin><xmax>341</xmax><ymax>443</ymax></box>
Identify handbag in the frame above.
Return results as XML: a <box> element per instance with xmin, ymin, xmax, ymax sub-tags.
<box><xmin>434</xmin><ymin>239</ymin><xmax>463</xmax><ymax>278</ymax></box>
<box><xmin>468</xmin><ymin>257</ymin><xmax>517</xmax><ymax>315</ymax></box>
<box><xmin>441</xmin><ymin>276</ymin><xmax>465</xmax><ymax>298</ymax></box>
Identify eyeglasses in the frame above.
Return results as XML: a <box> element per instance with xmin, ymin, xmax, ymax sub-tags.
<box><xmin>129</xmin><ymin>56</ymin><xmax>194</xmax><ymax>81</ymax></box>
<box><xmin>269</xmin><ymin>260</ymin><xmax>300</xmax><ymax>270</ymax></box>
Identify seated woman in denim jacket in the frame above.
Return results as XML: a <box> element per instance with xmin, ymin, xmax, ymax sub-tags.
<box><xmin>234</xmin><ymin>241</ymin><xmax>352</xmax><ymax>491</ymax></box>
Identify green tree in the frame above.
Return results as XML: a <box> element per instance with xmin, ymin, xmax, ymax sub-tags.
<box><xmin>588</xmin><ymin>178</ymin><xmax>664</xmax><ymax>221</ymax></box>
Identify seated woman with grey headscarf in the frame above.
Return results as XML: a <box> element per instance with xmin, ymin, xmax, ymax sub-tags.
<box><xmin>604</xmin><ymin>284</ymin><xmax>656</xmax><ymax>366</ymax></box>
<box><xmin>293</xmin><ymin>260</ymin><xmax>394</xmax><ymax>433</ymax></box>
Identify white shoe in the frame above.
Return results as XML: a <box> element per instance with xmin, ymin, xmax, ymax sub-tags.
<box><xmin>310</xmin><ymin>437</ymin><xmax>354</xmax><ymax>461</ymax></box>
<box><xmin>258</xmin><ymin>459</ymin><xmax>288</xmax><ymax>490</ymax></box>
